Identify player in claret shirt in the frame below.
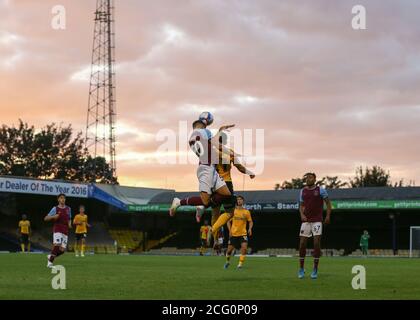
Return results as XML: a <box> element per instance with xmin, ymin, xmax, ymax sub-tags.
<box><xmin>169</xmin><ymin>120</ymin><xmax>237</xmax><ymax>220</ymax></box>
<box><xmin>298</xmin><ymin>173</ymin><xmax>332</xmax><ymax>280</ymax></box>
<box><xmin>44</xmin><ymin>193</ymin><xmax>72</xmax><ymax>268</ymax></box>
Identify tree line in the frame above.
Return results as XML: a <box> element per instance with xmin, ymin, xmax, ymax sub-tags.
<box><xmin>275</xmin><ymin>166</ymin><xmax>416</xmax><ymax>190</ymax></box>
<box><xmin>0</xmin><ymin>120</ymin><xmax>116</xmax><ymax>184</ymax></box>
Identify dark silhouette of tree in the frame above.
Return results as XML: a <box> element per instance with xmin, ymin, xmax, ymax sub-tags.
<box><xmin>278</xmin><ymin>176</ymin><xmax>347</xmax><ymax>190</ymax></box>
<box><xmin>318</xmin><ymin>176</ymin><xmax>348</xmax><ymax>189</ymax></box>
<box><xmin>275</xmin><ymin>166</ymin><xmax>415</xmax><ymax>190</ymax></box>
<box><xmin>0</xmin><ymin>120</ymin><xmax>117</xmax><ymax>184</ymax></box>
<box><xmin>349</xmin><ymin>166</ymin><xmax>391</xmax><ymax>188</ymax></box>
<box><xmin>278</xmin><ymin>178</ymin><xmax>306</xmax><ymax>189</ymax></box>
<box><xmin>393</xmin><ymin>179</ymin><xmax>415</xmax><ymax>187</ymax></box>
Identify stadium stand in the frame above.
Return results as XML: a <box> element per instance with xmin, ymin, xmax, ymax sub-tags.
<box><xmin>94</xmin><ymin>184</ymin><xmax>173</xmax><ymax>206</ymax></box>
<box><xmin>105</xmin><ymin>229</ymin><xmax>178</xmax><ymax>253</ymax></box>
<box><xmin>348</xmin><ymin>248</ymin><xmax>419</xmax><ymax>257</ymax></box>
<box><xmin>108</xmin><ymin>229</ymin><xmax>144</xmax><ymax>252</ymax></box>
<box><xmin>69</xmin><ymin>222</ymin><xmax>114</xmax><ymax>246</ymax></box>
<box><xmin>148</xmin><ymin>187</ymin><xmax>420</xmax><ymax>204</ymax></box>
<box><xmin>1</xmin><ymin>179</ymin><xmax>420</xmax><ymax>257</ymax></box>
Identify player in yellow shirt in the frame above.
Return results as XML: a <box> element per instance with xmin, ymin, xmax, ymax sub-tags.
<box><xmin>209</xmin><ymin>132</ymin><xmax>255</xmax><ymax>240</ymax></box>
<box><xmin>199</xmin><ymin>220</ymin><xmax>211</xmax><ymax>256</ymax></box>
<box><xmin>224</xmin><ymin>195</ymin><xmax>253</xmax><ymax>269</ymax></box>
<box><xmin>73</xmin><ymin>205</ymin><xmax>90</xmax><ymax>257</ymax></box>
<box><xmin>17</xmin><ymin>214</ymin><xmax>31</xmax><ymax>253</ymax></box>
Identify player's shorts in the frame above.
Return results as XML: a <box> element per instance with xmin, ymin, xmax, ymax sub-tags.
<box><xmin>210</xmin><ymin>180</ymin><xmax>235</xmax><ymax>209</ymax></box>
<box><xmin>197</xmin><ymin>165</ymin><xmax>226</xmax><ymax>194</ymax></box>
<box><xmin>20</xmin><ymin>234</ymin><xmax>29</xmax><ymax>244</ymax></box>
<box><xmin>75</xmin><ymin>233</ymin><xmax>87</xmax><ymax>241</ymax></box>
<box><xmin>299</xmin><ymin>222</ymin><xmax>323</xmax><ymax>238</ymax></box>
<box><xmin>228</xmin><ymin>235</ymin><xmax>248</xmax><ymax>248</ymax></box>
<box><xmin>53</xmin><ymin>232</ymin><xmax>68</xmax><ymax>249</ymax></box>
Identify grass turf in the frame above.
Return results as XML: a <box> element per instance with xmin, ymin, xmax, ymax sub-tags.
<box><xmin>0</xmin><ymin>253</ymin><xmax>419</xmax><ymax>300</ymax></box>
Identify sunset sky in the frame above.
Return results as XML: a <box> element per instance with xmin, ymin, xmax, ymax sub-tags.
<box><xmin>1</xmin><ymin>0</ymin><xmax>419</xmax><ymax>190</ymax></box>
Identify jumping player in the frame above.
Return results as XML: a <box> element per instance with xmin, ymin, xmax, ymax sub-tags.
<box><xmin>298</xmin><ymin>173</ymin><xmax>332</xmax><ymax>279</ymax></box>
<box><xmin>44</xmin><ymin>193</ymin><xmax>72</xmax><ymax>268</ymax></box>
<box><xmin>224</xmin><ymin>195</ymin><xmax>253</xmax><ymax>269</ymax></box>
<box><xmin>73</xmin><ymin>205</ymin><xmax>90</xmax><ymax>257</ymax></box>
<box><xmin>17</xmin><ymin>214</ymin><xmax>31</xmax><ymax>253</ymax></box>
<box><xmin>169</xmin><ymin>120</ymin><xmax>237</xmax><ymax>221</ymax></box>
<box><xmin>205</xmin><ymin>131</ymin><xmax>254</xmax><ymax>227</ymax></box>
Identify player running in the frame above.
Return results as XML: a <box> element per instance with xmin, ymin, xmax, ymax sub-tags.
<box><xmin>224</xmin><ymin>195</ymin><xmax>253</xmax><ymax>269</ymax></box>
<box><xmin>44</xmin><ymin>193</ymin><xmax>72</xmax><ymax>268</ymax></box>
<box><xmin>169</xmin><ymin>120</ymin><xmax>237</xmax><ymax>221</ymax></box>
<box><xmin>73</xmin><ymin>205</ymin><xmax>90</xmax><ymax>257</ymax></box>
<box><xmin>17</xmin><ymin>214</ymin><xmax>31</xmax><ymax>253</ymax></box>
<box><xmin>298</xmin><ymin>173</ymin><xmax>332</xmax><ymax>279</ymax></box>
<box><xmin>199</xmin><ymin>220</ymin><xmax>211</xmax><ymax>256</ymax></box>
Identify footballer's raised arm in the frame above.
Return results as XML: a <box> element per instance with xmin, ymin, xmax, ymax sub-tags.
<box><xmin>210</xmin><ymin>124</ymin><xmax>235</xmax><ymax>145</ymax></box>
<box><xmin>233</xmin><ymin>155</ymin><xmax>255</xmax><ymax>178</ymax></box>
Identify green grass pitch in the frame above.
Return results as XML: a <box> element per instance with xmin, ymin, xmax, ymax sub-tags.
<box><xmin>0</xmin><ymin>253</ymin><xmax>419</xmax><ymax>299</ymax></box>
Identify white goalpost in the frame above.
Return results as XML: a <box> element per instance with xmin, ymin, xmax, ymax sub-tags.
<box><xmin>409</xmin><ymin>226</ymin><xmax>420</xmax><ymax>258</ymax></box>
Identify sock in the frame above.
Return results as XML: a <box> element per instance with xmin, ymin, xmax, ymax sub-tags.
<box><xmin>180</xmin><ymin>197</ymin><xmax>204</xmax><ymax>206</ymax></box>
<box><xmin>239</xmin><ymin>255</ymin><xmax>245</xmax><ymax>265</ymax></box>
<box><xmin>211</xmin><ymin>213</ymin><xmax>220</xmax><ymax>227</ymax></box>
<box><xmin>21</xmin><ymin>244</ymin><xmax>25</xmax><ymax>252</ymax></box>
<box><xmin>49</xmin><ymin>246</ymin><xmax>61</xmax><ymax>262</ymax></box>
<box><xmin>313</xmin><ymin>247</ymin><xmax>320</xmax><ymax>270</ymax></box>
<box><xmin>75</xmin><ymin>244</ymin><xmax>79</xmax><ymax>255</ymax></box>
<box><xmin>212</xmin><ymin>213</ymin><xmax>232</xmax><ymax>235</ymax></box>
<box><xmin>27</xmin><ymin>243</ymin><xmax>30</xmax><ymax>252</ymax></box>
<box><xmin>226</xmin><ymin>255</ymin><xmax>231</xmax><ymax>263</ymax></box>
<box><xmin>314</xmin><ymin>258</ymin><xmax>319</xmax><ymax>270</ymax></box>
<box><xmin>299</xmin><ymin>247</ymin><xmax>306</xmax><ymax>269</ymax></box>
<box><xmin>81</xmin><ymin>244</ymin><xmax>85</xmax><ymax>255</ymax></box>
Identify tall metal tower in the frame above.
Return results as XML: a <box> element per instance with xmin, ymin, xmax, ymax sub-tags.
<box><xmin>85</xmin><ymin>0</ymin><xmax>117</xmax><ymax>180</ymax></box>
